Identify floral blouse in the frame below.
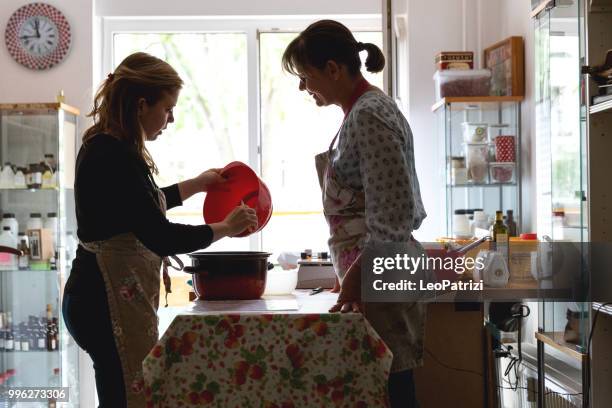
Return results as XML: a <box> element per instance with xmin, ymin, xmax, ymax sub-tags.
<box><xmin>331</xmin><ymin>90</ymin><xmax>427</xmax><ymax>242</ymax></box>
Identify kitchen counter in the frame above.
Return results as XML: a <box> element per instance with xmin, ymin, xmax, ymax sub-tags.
<box><xmin>144</xmin><ymin>290</ymin><xmax>393</xmax><ymax>407</ymax></box>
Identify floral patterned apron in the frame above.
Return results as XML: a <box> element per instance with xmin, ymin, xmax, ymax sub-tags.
<box><xmin>80</xmin><ymin>188</ymin><xmax>180</xmax><ymax>406</ymax></box>
<box><xmin>315</xmin><ymin>82</ymin><xmax>426</xmax><ymax>372</ymax></box>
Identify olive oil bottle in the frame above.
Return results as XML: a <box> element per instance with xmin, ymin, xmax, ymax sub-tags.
<box><xmin>493</xmin><ymin>210</ymin><xmax>509</xmax><ymax>262</ymax></box>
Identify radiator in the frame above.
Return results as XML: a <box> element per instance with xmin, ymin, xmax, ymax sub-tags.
<box><xmin>497</xmin><ymin>353</ymin><xmax>582</xmax><ymax>408</ymax></box>
<box><xmin>543</xmin><ymin>383</ymin><xmax>581</xmax><ymax>408</ymax></box>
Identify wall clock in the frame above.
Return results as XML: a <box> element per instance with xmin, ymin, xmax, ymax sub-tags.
<box><xmin>4</xmin><ymin>3</ymin><xmax>71</xmax><ymax>70</ymax></box>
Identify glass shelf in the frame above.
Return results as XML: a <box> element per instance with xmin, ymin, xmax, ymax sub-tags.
<box><xmin>448</xmin><ymin>182</ymin><xmax>517</xmax><ymax>187</ymax></box>
<box><xmin>535</xmin><ymin>332</ymin><xmax>588</xmax><ymax>359</ymax></box>
<box><xmin>0</xmin><ymin>187</ymin><xmax>59</xmax><ymax>192</ymax></box>
<box><xmin>589</xmin><ymin>99</ymin><xmax>612</xmax><ymax>114</ymax></box>
<box><xmin>1</xmin><ymin>350</ymin><xmax>60</xmax><ymax>355</ymax></box>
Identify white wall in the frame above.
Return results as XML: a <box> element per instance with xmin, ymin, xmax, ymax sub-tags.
<box><xmin>0</xmin><ymin>0</ymin><xmax>95</xmax><ymax>138</ymax></box>
<box><xmin>97</xmin><ymin>0</ymin><xmax>380</xmax><ymax>17</ymax></box>
<box><xmin>499</xmin><ymin>0</ymin><xmax>535</xmax><ymax>234</ymax></box>
<box><xmin>401</xmin><ymin>0</ymin><xmax>534</xmax><ymax>240</ymax></box>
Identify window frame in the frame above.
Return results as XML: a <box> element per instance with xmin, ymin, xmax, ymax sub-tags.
<box><xmin>101</xmin><ymin>15</ymin><xmax>381</xmax><ymax>250</ymax></box>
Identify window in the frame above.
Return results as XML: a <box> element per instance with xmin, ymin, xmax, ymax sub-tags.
<box><xmin>113</xmin><ymin>31</ymin><xmax>250</xmax><ymax>253</ymax></box>
<box><xmin>105</xmin><ymin>17</ymin><xmax>382</xmax><ymax>263</ymax></box>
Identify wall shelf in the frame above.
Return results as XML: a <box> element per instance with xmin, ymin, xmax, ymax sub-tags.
<box><xmin>590</xmin><ymin>99</ymin><xmax>612</xmax><ymax>114</ymax></box>
<box><xmin>0</xmin><ymin>103</ymin><xmax>79</xmax><ymax>116</ymax></box>
<box><xmin>535</xmin><ymin>332</ymin><xmax>588</xmax><ymax>362</ymax></box>
<box><xmin>448</xmin><ymin>182</ymin><xmax>517</xmax><ymax>188</ymax></box>
<box><xmin>431</xmin><ymin>96</ymin><xmax>524</xmax><ymax>112</ymax></box>
<box><xmin>592</xmin><ymin>302</ymin><xmax>612</xmax><ymax>317</ymax></box>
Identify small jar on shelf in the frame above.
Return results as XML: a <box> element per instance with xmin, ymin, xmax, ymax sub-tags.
<box><xmin>450</xmin><ymin>156</ymin><xmax>467</xmax><ymax>184</ymax></box>
<box><xmin>465</xmin><ymin>143</ymin><xmax>489</xmax><ymax>183</ymax></box>
<box><xmin>461</xmin><ymin>122</ymin><xmax>488</xmax><ymax>143</ymax></box>
<box><xmin>26</xmin><ymin>163</ymin><xmax>43</xmax><ymax>189</ymax></box>
<box><xmin>489</xmin><ymin>162</ymin><xmax>516</xmax><ymax>183</ymax></box>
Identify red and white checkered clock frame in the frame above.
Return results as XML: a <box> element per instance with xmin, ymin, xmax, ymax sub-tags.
<box><xmin>4</xmin><ymin>3</ymin><xmax>71</xmax><ymax>70</ymax></box>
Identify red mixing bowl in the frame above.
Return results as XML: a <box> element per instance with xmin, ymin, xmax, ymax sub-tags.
<box><xmin>203</xmin><ymin>161</ymin><xmax>272</xmax><ymax>237</ymax></box>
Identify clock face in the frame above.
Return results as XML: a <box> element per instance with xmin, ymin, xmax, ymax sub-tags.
<box><xmin>19</xmin><ymin>16</ymin><xmax>59</xmax><ymax>57</ymax></box>
<box><xmin>5</xmin><ymin>3</ymin><xmax>71</xmax><ymax>70</ymax></box>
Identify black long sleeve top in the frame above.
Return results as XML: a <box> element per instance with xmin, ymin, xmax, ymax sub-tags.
<box><xmin>65</xmin><ymin>133</ymin><xmax>213</xmax><ymax>297</ymax></box>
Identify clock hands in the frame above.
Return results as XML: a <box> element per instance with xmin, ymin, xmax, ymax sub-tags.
<box><xmin>34</xmin><ymin>18</ymin><xmax>40</xmax><ymax>38</ymax></box>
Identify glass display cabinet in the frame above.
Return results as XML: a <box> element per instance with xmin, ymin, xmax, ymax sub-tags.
<box><xmin>433</xmin><ymin>97</ymin><xmax>523</xmax><ymax>239</ymax></box>
<box><xmin>0</xmin><ymin>103</ymin><xmax>79</xmax><ymax>407</ymax></box>
<box><xmin>582</xmin><ymin>0</ymin><xmax>612</xmax><ymax>405</ymax></box>
<box><xmin>532</xmin><ymin>0</ymin><xmax>592</xmax><ymax>406</ymax></box>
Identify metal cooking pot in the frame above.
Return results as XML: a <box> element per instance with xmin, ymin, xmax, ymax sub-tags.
<box><xmin>184</xmin><ymin>251</ymin><xmax>273</xmax><ymax>300</ymax></box>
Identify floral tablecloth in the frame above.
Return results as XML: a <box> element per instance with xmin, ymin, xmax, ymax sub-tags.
<box><xmin>143</xmin><ymin>292</ymin><xmax>393</xmax><ymax>407</ymax></box>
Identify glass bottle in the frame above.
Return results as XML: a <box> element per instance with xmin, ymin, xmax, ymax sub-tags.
<box><xmin>493</xmin><ymin>210</ymin><xmax>509</xmax><ymax>262</ymax></box>
<box><xmin>4</xmin><ymin>324</ymin><xmax>14</xmax><ymax>352</ymax></box>
<box><xmin>20</xmin><ymin>326</ymin><xmax>29</xmax><ymax>352</ymax></box>
<box><xmin>44</xmin><ymin>153</ymin><xmax>57</xmax><ymax>172</ymax></box>
<box><xmin>41</xmin><ymin>161</ymin><xmax>54</xmax><ymax>189</ymax></box>
<box><xmin>505</xmin><ymin>209</ymin><xmax>518</xmax><ymax>237</ymax></box>
<box><xmin>18</xmin><ymin>233</ymin><xmax>30</xmax><ymax>270</ymax></box>
<box><xmin>26</xmin><ymin>163</ymin><xmax>42</xmax><ymax>189</ymax></box>
<box><xmin>52</xmin><ymin>317</ymin><xmax>59</xmax><ymax>351</ymax></box>
<box><xmin>37</xmin><ymin>318</ymin><xmax>46</xmax><ymax>351</ymax></box>
<box><xmin>14</xmin><ymin>167</ymin><xmax>27</xmax><ymax>188</ymax></box>
<box><xmin>0</xmin><ymin>312</ymin><xmax>4</xmax><ymax>351</ymax></box>
<box><xmin>46</xmin><ymin>304</ymin><xmax>55</xmax><ymax>351</ymax></box>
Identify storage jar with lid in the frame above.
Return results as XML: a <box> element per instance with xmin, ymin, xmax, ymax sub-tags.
<box><xmin>0</xmin><ymin>163</ymin><xmax>15</xmax><ymax>188</ymax></box>
<box><xmin>44</xmin><ymin>213</ymin><xmax>59</xmax><ymax>248</ymax></box>
<box><xmin>471</xmin><ymin>211</ymin><xmax>490</xmax><ymax>236</ymax></box>
<box><xmin>465</xmin><ymin>143</ymin><xmax>490</xmax><ymax>183</ymax></box>
<box><xmin>453</xmin><ymin>209</ymin><xmax>471</xmax><ymax>239</ymax></box>
<box><xmin>509</xmin><ymin>235</ymin><xmax>539</xmax><ymax>282</ymax></box>
<box><xmin>0</xmin><ymin>227</ymin><xmax>18</xmax><ymax>270</ymax></box>
<box><xmin>0</xmin><ymin>214</ymin><xmax>19</xmax><ymax>237</ymax></box>
<box><xmin>489</xmin><ymin>162</ymin><xmax>516</xmax><ymax>183</ymax></box>
<box><xmin>433</xmin><ymin>69</ymin><xmax>492</xmax><ymax>100</ymax></box>
<box><xmin>26</xmin><ymin>213</ymin><xmax>43</xmax><ymax>231</ymax></box>
<box><xmin>13</xmin><ymin>168</ymin><xmax>26</xmax><ymax>188</ymax></box>
<box><xmin>461</xmin><ymin>123</ymin><xmax>488</xmax><ymax>143</ymax></box>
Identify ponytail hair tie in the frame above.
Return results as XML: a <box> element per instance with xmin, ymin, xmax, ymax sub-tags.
<box><xmin>357</xmin><ymin>42</ymin><xmax>366</xmax><ymax>51</ymax></box>
<box><xmin>107</xmin><ymin>73</ymin><xmax>115</xmax><ymax>81</ymax></box>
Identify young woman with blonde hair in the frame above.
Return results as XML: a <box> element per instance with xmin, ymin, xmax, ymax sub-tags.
<box><xmin>62</xmin><ymin>52</ymin><xmax>257</xmax><ymax>407</ymax></box>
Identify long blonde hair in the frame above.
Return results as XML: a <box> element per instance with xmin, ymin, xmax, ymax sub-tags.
<box><xmin>83</xmin><ymin>52</ymin><xmax>183</xmax><ymax>174</ymax></box>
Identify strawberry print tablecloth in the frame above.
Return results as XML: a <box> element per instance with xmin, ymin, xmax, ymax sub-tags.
<box><xmin>143</xmin><ymin>294</ymin><xmax>393</xmax><ymax>408</ymax></box>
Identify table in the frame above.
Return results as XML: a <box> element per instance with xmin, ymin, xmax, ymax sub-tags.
<box><xmin>143</xmin><ymin>291</ymin><xmax>392</xmax><ymax>407</ymax></box>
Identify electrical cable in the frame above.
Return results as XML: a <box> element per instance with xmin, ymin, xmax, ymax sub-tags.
<box><xmin>499</xmin><ymin>379</ymin><xmax>583</xmax><ymax>397</ymax></box>
<box><xmin>424</xmin><ymin>347</ymin><xmax>483</xmax><ymax>377</ymax></box>
<box><xmin>500</xmin><ymin>303</ymin><xmax>531</xmax><ymax>391</ymax></box>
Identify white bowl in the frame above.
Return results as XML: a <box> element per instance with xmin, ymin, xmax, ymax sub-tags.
<box><xmin>263</xmin><ymin>266</ymin><xmax>298</xmax><ymax>295</ymax></box>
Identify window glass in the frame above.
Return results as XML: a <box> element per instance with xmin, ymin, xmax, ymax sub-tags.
<box><xmin>113</xmin><ymin>33</ymin><xmax>249</xmax><ymax>253</ymax></box>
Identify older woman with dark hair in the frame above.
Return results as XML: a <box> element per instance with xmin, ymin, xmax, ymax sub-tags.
<box><xmin>282</xmin><ymin>20</ymin><xmax>427</xmax><ymax>407</ymax></box>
